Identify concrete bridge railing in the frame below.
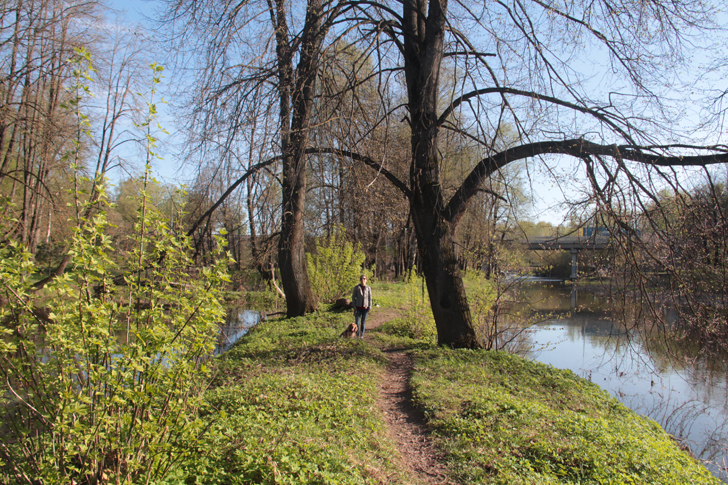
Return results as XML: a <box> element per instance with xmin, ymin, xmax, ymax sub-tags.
<box><xmin>521</xmin><ymin>236</ymin><xmax>610</xmax><ymax>279</ymax></box>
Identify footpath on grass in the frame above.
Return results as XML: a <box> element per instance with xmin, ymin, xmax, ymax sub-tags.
<box><xmin>363</xmin><ymin>310</ymin><xmax>456</xmax><ymax>484</ymax></box>
<box><xmin>185</xmin><ymin>303</ymin><xmax>721</xmax><ymax>485</ymax></box>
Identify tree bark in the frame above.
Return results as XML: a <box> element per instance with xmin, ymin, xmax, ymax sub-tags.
<box><xmin>273</xmin><ymin>0</ymin><xmax>329</xmax><ymax>316</ymax></box>
<box><xmin>403</xmin><ymin>0</ymin><xmax>480</xmax><ymax>347</ymax></box>
<box><xmin>411</xmin><ymin>200</ymin><xmax>480</xmax><ymax>347</ymax></box>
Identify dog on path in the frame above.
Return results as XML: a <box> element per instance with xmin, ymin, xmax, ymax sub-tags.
<box><xmin>340</xmin><ymin>322</ymin><xmax>358</xmax><ymax>338</ymax></box>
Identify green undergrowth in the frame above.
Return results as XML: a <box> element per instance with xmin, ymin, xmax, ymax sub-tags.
<box><xmin>368</xmin><ymin>274</ymin><xmax>438</xmax><ymax>347</ymax></box>
<box><xmin>167</xmin><ymin>312</ymin><xmax>411</xmax><ymax>485</ymax></box>
<box><xmin>409</xmin><ymin>348</ymin><xmax>720</xmax><ymax>485</ymax></box>
<box><xmin>370</xmin><ymin>317</ymin><xmax>436</xmax><ymax>348</ymax></box>
<box><xmin>367</xmin><ymin>279</ymin><xmax>406</xmax><ymax>309</ymax></box>
<box><xmin>165</xmin><ymin>278</ymin><xmax>716</xmax><ymax>484</ymax></box>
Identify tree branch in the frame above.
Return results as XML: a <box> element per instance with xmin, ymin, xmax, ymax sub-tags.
<box><xmin>186</xmin><ymin>146</ymin><xmax>411</xmax><ymax>251</ymax></box>
<box><xmin>186</xmin><ymin>156</ymin><xmax>282</xmax><ymax>239</ymax></box>
<box><xmin>305</xmin><ymin>147</ymin><xmax>412</xmax><ymax>198</ymax></box>
<box><xmin>437</xmin><ymin>87</ymin><xmax>632</xmax><ymax>141</ymax></box>
<box><xmin>444</xmin><ymin>139</ymin><xmax>728</xmax><ymax>227</ymax></box>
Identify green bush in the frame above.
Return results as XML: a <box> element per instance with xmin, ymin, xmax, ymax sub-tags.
<box><xmin>0</xmin><ymin>58</ymin><xmax>229</xmax><ymax>484</ymax></box>
<box><xmin>0</xmin><ymin>188</ymin><xmax>229</xmax><ymax>484</ymax></box>
<box><xmin>464</xmin><ymin>270</ymin><xmax>526</xmax><ymax>351</ymax></box>
<box><xmin>306</xmin><ymin>227</ymin><xmax>368</xmax><ymax>303</ymax></box>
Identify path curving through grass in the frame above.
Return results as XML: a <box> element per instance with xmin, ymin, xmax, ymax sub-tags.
<box><xmin>364</xmin><ymin>311</ymin><xmax>456</xmax><ymax>485</ymax></box>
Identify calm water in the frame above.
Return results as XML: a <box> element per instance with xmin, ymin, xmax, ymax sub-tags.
<box><xmin>214</xmin><ymin>309</ymin><xmax>261</xmax><ymax>355</ymax></box>
<box><xmin>517</xmin><ymin>282</ymin><xmax>728</xmax><ymax>480</ymax></box>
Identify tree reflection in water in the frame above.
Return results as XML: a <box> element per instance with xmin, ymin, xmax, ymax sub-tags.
<box><xmin>508</xmin><ymin>281</ymin><xmax>728</xmax><ymax>481</ymax></box>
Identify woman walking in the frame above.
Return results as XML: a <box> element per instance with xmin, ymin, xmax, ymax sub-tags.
<box><xmin>351</xmin><ymin>275</ymin><xmax>372</xmax><ymax>337</ymax></box>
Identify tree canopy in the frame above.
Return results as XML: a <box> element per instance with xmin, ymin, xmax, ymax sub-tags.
<box><xmin>2</xmin><ymin>0</ymin><xmax>727</xmax><ymax>347</ymax></box>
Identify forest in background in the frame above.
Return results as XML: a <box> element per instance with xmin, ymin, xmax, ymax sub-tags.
<box><xmin>2</xmin><ymin>0</ymin><xmax>728</xmax><ymax>345</ymax></box>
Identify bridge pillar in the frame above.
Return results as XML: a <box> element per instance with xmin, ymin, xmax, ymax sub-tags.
<box><xmin>570</xmin><ymin>249</ymin><xmax>578</xmax><ymax>279</ymax></box>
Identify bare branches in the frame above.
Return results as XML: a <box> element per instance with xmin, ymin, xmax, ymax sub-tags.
<box><xmin>306</xmin><ymin>147</ymin><xmax>411</xmax><ymax>197</ymax></box>
<box><xmin>437</xmin><ymin>86</ymin><xmax>636</xmax><ymax>142</ymax></box>
<box><xmin>445</xmin><ymin>139</ymin><xmax>728</xmax><ymax>226</ymax></box>
<box><xmin>185</xmin><ymin>155</ymin><xmax>281</xmax><ymax>241</ymax></box>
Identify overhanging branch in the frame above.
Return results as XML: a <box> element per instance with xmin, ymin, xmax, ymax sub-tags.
<box><xmin>437</xmin><ymin>87</ymin><xmax>634</xmax><ymax>142</ymax></box>
<box><xmin>186</xmin><ymin>146</ymin><xmax>411</xmax><ymax>249</ymax></box>
<box><xmin>444</xmin><ymin>139</ymin><xmax>728</xmax><ymax>226</ymax></box>
<box><xmin>305</xmin><ymin>147</ymin><xmax>411</xmax><ymax>198</ymax></box>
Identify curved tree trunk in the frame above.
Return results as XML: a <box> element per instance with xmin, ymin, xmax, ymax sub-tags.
<box><xmin>403</xmin><ymin>0</ymin><xmax>480</xmax><ymax>347</ymax></box>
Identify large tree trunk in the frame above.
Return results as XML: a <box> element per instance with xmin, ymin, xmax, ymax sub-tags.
<box><xmin>278</xmin><ymin>154</ymin><xmax>315</xmax><ymax>315</ymax></box>
<box><xmin>403</xmin><ymin>0</ymin><xmax>480</xmax><ymax>347</ymax></box>
<box><xmin>411</xmin><ymin>198</ymin><xmax>480</xmax><ymax>347</ymax></box>
<box><xmin>273</xmin><ymin>0</ymin><xmax>326</xmax><ymax>317</ymax></box>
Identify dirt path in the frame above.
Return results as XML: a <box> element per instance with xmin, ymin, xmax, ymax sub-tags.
<box><xmin>364</xmin><ymin>310</ymin><xmax>456</xmax><ymax>484</ymax></box>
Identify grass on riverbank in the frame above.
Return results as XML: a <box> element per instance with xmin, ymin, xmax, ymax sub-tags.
<box><xmin>410</xmin><ymin>348</ymin><xmax>718</xmax><ymax>484</ymax></box>
<box><xmin>168</xmin><ymin>280</ymin><xmax>719</xmax><ymax>484</ymax></box>
<box><xmin>168</xmin><ymin>311</ymin><xmax>412</xmax><ymax>484</ymax></box>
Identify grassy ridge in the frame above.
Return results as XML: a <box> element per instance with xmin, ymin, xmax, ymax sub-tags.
<box><xmin>169</xmin><ymin>312</ymin><xmax>412</xmax><ymax>484</ymax></box>
<box><xmin>167</xmin><ymin>283</ymin><xmax>718</xmax><ymax>484</ymax></box>
<box><xmin>410</xmin><ymin>349</ymin><xmax>719</xmax><ymax>484</ymax></box>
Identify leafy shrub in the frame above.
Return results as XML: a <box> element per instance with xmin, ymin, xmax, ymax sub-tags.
<box><xmin>463</xmin><ymin>270</ymin><xmax>497</xmax><ymax>319</ymax></box>
<box><xmin>306</xmin><ymin>227</ymin><xmax>368</xmax><ymax>303</ymax></box>
<box><xmin>0</xmin><ymin>58</ymin><xmax>229</xmax><ymax>485</ymax></box>
<box><xmin>464</xmin><ymin>271</ymin><xmax>551</xmax><ymax>353</ymax></box>
<box><xmin>0</xmin><ymin>188</ymin><xmax>229</xmax><ymax>484</ymax></box>
<box><xmin>376</xmin><ymin>269</ymin><xmax>436</xmax><ymax>344</ymax></box>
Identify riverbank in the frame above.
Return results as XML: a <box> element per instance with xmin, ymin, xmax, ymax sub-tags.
<box><xmin>168</xmin><ymin>304</ymin><xmax>719</xmax><ymax>484</ymax></box>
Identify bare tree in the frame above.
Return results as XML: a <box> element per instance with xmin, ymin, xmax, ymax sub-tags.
<box><xmin>306</xmin><ymin>45</ymin><xmax>412</xmax><ymax>275</ymax></box>
<box><xmin>0</xmin><ymin>1</ymin><xmax>162</xmax><ymax>295</ymax></box>
<box><xmin>162</xmin><ymin>0</ymin><xmax>362</xmax><ymax>316</ymax></box>
<box><xmin>338</xmin><ymin>0</ymin><xmax>728</xmax><ymax>347</ymax></box>
<box><xmin>34</xmin><ymin>25</ymin><xmax>157</xmax><ymax>289</ymax></box>
<box><xmin>0</xmin><ymin>0</ymin><xmax>100</xmax><ymax>251</ymax></box>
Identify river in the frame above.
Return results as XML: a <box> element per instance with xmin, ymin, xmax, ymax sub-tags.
<box><xmin>515</xmin><ymin>281</ymin><xmax>728</xmax><ymax>480</ymax></box>
<box><xmin>214</xmin><ymin>309</ymin><xmax>262</xmax><ymax>355</ymax></box>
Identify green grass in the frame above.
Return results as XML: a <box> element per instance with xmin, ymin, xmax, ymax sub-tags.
<box><xmin>368</xmin><ymin>279</ymin><xmax>409</xmax><ymax>309</ymax></box>
<box><xmin>166</xmin><ymin>279</ymin><xmax>718</xmax><ymax>485</ymax></box>
<box><xmin>166</xmin><ymin>312</ymin><xmax>412</xmax><ymax>484</ymax></box>
<box><xmin>409</xmin><ymin>348</ymin><xmax>720</xmax><ymax>485</ymax></box>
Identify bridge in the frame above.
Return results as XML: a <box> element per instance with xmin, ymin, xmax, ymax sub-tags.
<box><xmin>522</xmin><ymin>236</ymin><xmax>610</xmax><ymax>279</ymax></box>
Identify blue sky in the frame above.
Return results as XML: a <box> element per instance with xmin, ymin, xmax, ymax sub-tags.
<box><xmin>99</xmin><ymin>0</ymin><xmax>727</xmax><ymax>226</ymax></box>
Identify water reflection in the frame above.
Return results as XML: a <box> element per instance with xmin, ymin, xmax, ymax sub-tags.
<box><xmin>214</xmin><ymin>310</ymin><xmax>261</xmax><ymax>355</ymax></box>
<box><xmin>516</xmin><ymin>282</ymin><xmax>728</xmax><ymax>480</ymax></box>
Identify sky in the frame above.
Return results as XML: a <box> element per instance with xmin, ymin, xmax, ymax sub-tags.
<box><xmin>99</xmin><ymin>0</ymin><xmax>728</xmax><ymax>227</ymax></box>
<box><xmin>106</xmin><ymin>0</ymin><xmax>156</xmax><ymax>24</ymax></box>
<box><xmin>99</xmin><ymin>0</ymin><xmax>189</xmax><ymax>185</ymax></box>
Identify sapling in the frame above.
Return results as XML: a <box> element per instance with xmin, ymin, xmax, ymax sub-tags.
<box><xmin>0</xmin><ymin>54</ymin><xmax>230</xmax><ymax>485</ymax></box>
